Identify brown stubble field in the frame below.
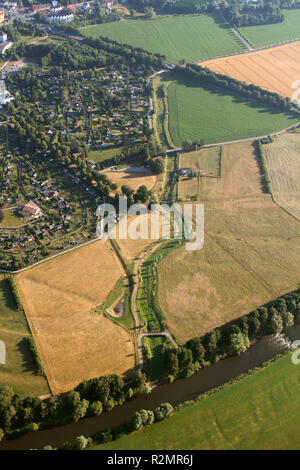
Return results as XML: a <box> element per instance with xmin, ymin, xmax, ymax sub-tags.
<box><xmin>158</xmin><ymin>141</ymin><xmax>300</xmax><ymax>343</ymax></box>
<box><xmin>16</xmin><ymin>239</ymin><xmax>135</xmax><ymax>394</ymax></box>
<box><xmin>200</xmin><ymin>41</ymin><xmax>300</xmax><ymax>100</ymax></box>
<box><xmin>103</xmin><ymin>167</ymin><xmax>158</xmax><ymax>191</ymax></box>
<box><xmin>264</xmin><ymin>132</ymin><xmax>300</xmax><ymax>221</ymax></box>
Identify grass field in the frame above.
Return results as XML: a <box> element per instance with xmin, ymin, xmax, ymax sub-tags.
<box><xmin>166</xmin><ymin>73</ymin><xmax>299</xmax><ymax>146</ymax></box>
<box><xmin>264</xmin><ymin>132</ymin><xmax>300</xmax><ymax>220</ymax></box>
<box><xmin>0</xmin><ymin>209</ymin><xmax>24</xmax><ymax>228</ymax></box>
<box><xmin>157</xmin><ymin>140</ymin><xmax>300</xmax><ymax>343</ymax></box>
<box><xmin>88</xmin><ymin>146</ymin><xmax>122</xmax><ymax>163</ymax></box>
<box><xmin>181</xmin><ymin>147</ymin><xmax>221</xmax><ymax>174</ymax></box>
<box><xmin>102</xmin><ymin>166</ymin><xmax>158</xmax><ymax>191</ymax></box>
<box><xmin>239</xmin><ymin>9</ymin><xmax>300</xmax><ymax>48</ymax></box>
<box><xmin>201</xmin><ymin>41</ymin><xmax>300</xmax><ymax>100</ymax></box>
<box><xmin>15</xmin><ymin>240</ymin><xmax>135</xmax><ymax>394</ymax></box>
<box><xmin>80</xmin><ymin>14</ymin><xmax>245</xmax><ymax>64</ymax></box>
<box><xmin>96</xmin><ymin>353</ymin><xmax>300</xmax><ymax>450</ymax></box>
<box><xmin>0</xmin><ymin>275</ymin><xmax>49</xmax><ymax>396</ymax></box>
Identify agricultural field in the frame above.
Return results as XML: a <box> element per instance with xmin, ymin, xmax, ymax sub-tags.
<box><xmin>178</xmin><ymin>175</ymin><xmax>199</xmax><ymax>201</ymax></box>
<box><xmin>0</xmin><ymin>209</ymin><xmax>24</xmax><ymax>228</ymax></box>
<box><xmin>116</xmin><ymin>213</ymin><xmax>171</xmax><ymax>263</ymax></box>
<box><xmin>201</xmin><ymin>41</ymin><xmax>300</xmax><ymax>100</ymax></box>
<box><xmin>165</xmin><ymin>73</ymin><xmax>298</xmax><ymax>146</ymax></box>
<box><xmin>181</xmin><ymin>147</ymin><xmax>221</xmax><ymax>175</ymax></box>
<box><xmin>178</xmin><ymin>147</ymin><xmax>221</xmax><ymax>200</ymax></box>
<box><xmin>80</xmin><ymin>14</ymin><xmax>245</xmax><ymax>64</ymax></box>
<box><xmin>103</xmin><ymin>166</ymin><xmax>158</xmax><ymax>192</ymax></box>
<box><xmin>0</xmin><ymin>275</ymin><xmax>49</xmax><ymax>397</ymax></box>
<box><xmin>88</xmin><ymin>146</ymin><xmax>123</xmax><ymax>164</ymax></box>
<box><xmin>264</xmin><ymin>132</ymin><xmax>300</xmax><ymax>220</ymax></box>
<box><xmin>96</xmin><ymin>353</ymin><xmax>300</xmax><ymax>450</ymax></box>
<box><xmin>15</xmin><ymin>239</ymin><xmax>135</xmax><ymax>394</ymax></box>
<box><xmin>157</xmin><ymin>141</ymin><xmax>300</xmax><ymax>343</ymax></box>
<box><xmin>239</xmin><ymin>9</ymin><xmax>300</xmax><ymax>48</ymax></box>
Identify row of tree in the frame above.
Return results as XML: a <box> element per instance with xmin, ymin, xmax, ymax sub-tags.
<box><xmin>253</xmin><ymin>139</ymin><xmax>273</xmax><ymax>194</ymax></box>
<box><xmin>163</xmin><ymin>289</ymin><xmax>300</xmax><ymax>380</ymax></box>
<box><xmin>222</xmin><ymin>1</ymin><xmax>284</xmax><ymax>27</ymax></box>
<box><xmin>0</xmin><ymin>369</ymin><xmax>147</xmax><ymax>436</ymax></box>
<box><xmin>178</xmin><ymin>64</ymin><xmax>294</xmax><ymax>113</ymax></box>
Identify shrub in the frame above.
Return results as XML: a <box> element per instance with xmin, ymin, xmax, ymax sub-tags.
<box><xmin>154</xmin><ymin>402</ymin><xmax>174</xmax><ymax>421</ymax></box>
<box><xmin>89</xmin><ymin>401</ymin><xmax>103</xmax><ymax>416</ymax></box>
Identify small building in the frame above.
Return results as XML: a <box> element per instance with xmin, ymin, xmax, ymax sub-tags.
<box><xmin>0</xmin><ymin>80</ymin><xmax>13</xmax><ymax>104</ymax></box>
<box><xmin>20</xmin><ymin>201</ymin><xmax>42</xmax><ymax>218</ymax></box>
<box><xmin>0</xmin><ymin>32</ymin><xmax>7</xmax><ymax>42</ymax></box>
<box><xmin>0</xmin><ymin>40</ymin><xmax>12</xmax><ymax>55</ymax></box>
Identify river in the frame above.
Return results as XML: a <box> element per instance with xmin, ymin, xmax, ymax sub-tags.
<box><xmin>0</xmin><ymin>326</ymin><xmax>299</xmax><ymax>450</ymax></box>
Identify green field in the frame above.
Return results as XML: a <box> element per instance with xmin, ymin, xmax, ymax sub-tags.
<box><xmin>88</xmin><ymin>146</ymin><xmax>122</xmax><ymax>163</ymax></box>
<box><xmin>166</xmin><ymin>74</ymin><xmax>299</xmax><ymax>145</ymax></box>
<box><xmin>95</xmin><ymin>353</ymin><xmax>300</xmax><ymax>450</ymax></box>
<box><xmin>80</xmin><ymin>14</ymin><xmax>245</xmax><ymax>63</ymax></box>
<box><xmin>0</xmin><ymin>276</ymin><xmax>49</xmax><ymax>396</ymax></box>
<box><xmin>0</xmin><ymin>209</ymin><xmax>24</xmax><ymax>228</ymax></box>
<box><xmin>240</xmin><ymin>9</ymin><xmax>300</xmax><ymax>48</ymax></box>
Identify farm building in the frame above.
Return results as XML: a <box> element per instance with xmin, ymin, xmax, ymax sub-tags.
<box><xmin>20</xmin><ymin>201</ymin><xmax>42</xmax><ymax>218</ymax></box>
<box><xmin>179</xmin><ymin>168</ymin><xmax>200</xmax><ymax>177</ymax></box>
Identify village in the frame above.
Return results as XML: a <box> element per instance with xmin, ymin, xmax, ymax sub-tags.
<box><xmin>0</xmin><ymin>43</ymin><xmax>153</xmax><ymax>269</ymax></box>
<box><xmin>0</xmin><ymin>149</ymin><xmax>100</xmax><ymax>270</ymax></box>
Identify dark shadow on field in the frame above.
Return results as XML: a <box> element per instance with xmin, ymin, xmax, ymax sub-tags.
<box><xmin>16</xmin><ymin>337</ymin><xmax>35</xmax><ymax>373</ymax></box>
<box><xmin>160</xmin><ymin>71</ymin><xmax>297</xmax><ymax>121</ymax></box>
<box><xmin>0</xmin><ymin>278</ymin><xmax>18</xmax><ymax>311</ymax></box>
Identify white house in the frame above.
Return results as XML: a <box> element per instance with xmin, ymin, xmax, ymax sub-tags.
<box><xmin>0</xmin><ymin>31</ymin><xmax>7</xmax><ymax>42</ymax></box>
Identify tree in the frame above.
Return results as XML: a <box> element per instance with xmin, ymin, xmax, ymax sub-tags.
<box><xmin>154</xmin><ymin>403</ymin><xmax>174</xmax><ymax>421</ymax></box>
<box><xmin>75</xmin><ymin>435</ymin><xmax>89</xmax><ymax>450</ymax></box>
<box><xmin>89</xmin><ymin>401</ymin><xmax>103</xmax><ymax>416</ymax></box>
<box><xmin>269</xmin><ymin>308</ymin><xmax>283</xmax><ymax>333</ymax></box>
<box><xmin>294</xmin><ymin>308</ymin><xmax>300</xmax><ymax>325</ymax></box>
<box><xmin>228</xmin><ymin>332</ymin><xmax>250</xmax><ymax>356</ymax></box>
<box><xmin>131</xmin><ymin>409</ymin><xmax>154</xmax><ymax>431</ymax></box>
<box><xmin>144</xmin><ymin>7</ymin><xmax>156</xmax><ymax>18</ymax></box>
<box><xmin>150</xmin><ymin>158</ymin><xmax>164</xmax><ymax>174</ymax></box>
<box><xmin>185</xmin><ymin>337</ymin><xmax>205</xmax><ymax>363</ymax></box>
<box><xmin>73</xmin><ymin>399</ymin><xmax>89</xmax><ymax>422</ymax></box>
<box><xmin>134</xmin><ymin>185</ymin><xmax>149</xmax><ymax>203</ymax></box>
<box><xmin>121</xmin><ymin>184</ymin><xmax>134</xmax><ymax>197</ymax></box>
<box><xmin>281</xmin><ymin>310</ymin><xmax>294</xmax><ymax>329</ymax></box>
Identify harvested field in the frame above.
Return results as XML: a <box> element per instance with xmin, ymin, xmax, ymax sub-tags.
<box><xmin>103</xmin><ymin>167</ymin><xmax>158</xmax><ymax>191</ymax></box>
<box><xmin>158</xmin><ymin>141</ymin><xmax>300</xmax><ymax>343</ymax></box>
<box><xmin>117</xmin><ymin>213</ymin><xmax>171</xmax><ymax>263</ymax></box>
<box><xmin>264</xmin><ymin>132</ymin><xmax>300</xmax><ymax>220</ymax></box>
<box><xmin>201</xmin><ymin>41</ymin><xmax>300</xmax><ymax>100</ymax></box>
<box><xmin>16</xmin><ymin>240</ymin><xmax>135</xmax><ymax>394</ymax></box>
<box><xmin>178</xmin><ymin>176</ymin><xmax>199</xmax><ymax>201</ymax></box>
<box><xmin>182</xmin><ymin>147</ymin><xmax>221</xmax><ymax>175</ymax></box>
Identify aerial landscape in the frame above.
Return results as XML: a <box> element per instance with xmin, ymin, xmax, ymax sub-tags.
<box><xmin>0</xmin><ymin>0</ymin><xmax>299</xmax><ymax>457</ymax></box>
